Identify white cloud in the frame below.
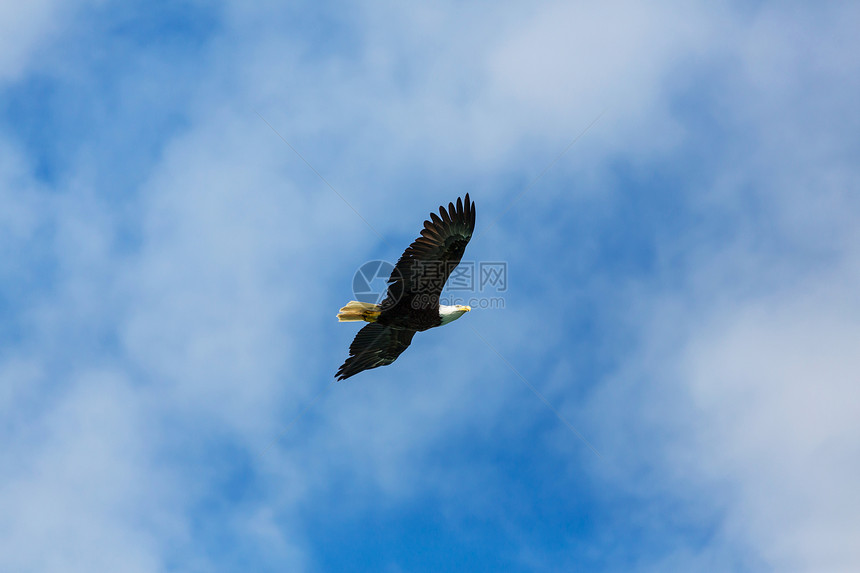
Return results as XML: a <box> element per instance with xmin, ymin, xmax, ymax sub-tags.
<box><xmin>0</xmin><ymin>369</ymin><xmax>180</xmax><ymax>573</ymax></box>
<box><xmin>574</xmin><ymin>4</ymin><xmax>860</xmax><ymax>569</ymax></box>
<box><xmin>488</xmin><ymin>1</ymin><xmax>721</xmax><ymax>146</ymax></box>
<box><xmin>0</xmin><ymin>0</ymin><xmax>62</xmax><ymax>81</ymax></box>
<box><xmin>680</xmin><ymin>273</ymin><xmax>860</xmax><ymax>570</ymax></box>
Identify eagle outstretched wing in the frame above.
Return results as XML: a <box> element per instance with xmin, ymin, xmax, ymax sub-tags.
<box><xmin>382</xmin><ymin>193</ymin><xmax>475</xmax><ymax>309</ymax></box>
<box><xmin>335</xmin><ymin>323</ymin><xmax>417</xmax><ymax>381</ymax></box>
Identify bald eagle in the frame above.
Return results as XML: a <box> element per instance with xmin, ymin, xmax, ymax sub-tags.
<box><xmin>335</xmin><ymin>194</ymin><xmax>475</xmax><ymax>380</ymax></box>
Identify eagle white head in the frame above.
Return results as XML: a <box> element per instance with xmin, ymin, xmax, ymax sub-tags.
<box><xmin>439</xmin><ymin>304</ymin><xmax>471</xmax><ymax>325</ymax></box>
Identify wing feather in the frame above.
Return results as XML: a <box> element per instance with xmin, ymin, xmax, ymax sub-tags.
<box><xmin>439</xmin><ymin>205</ymin><xmax>452</xmax><ymax>224</ymax></box>
<box><xmin>335</xmin><ymin>324</ymin><xmax>416</xmax><ymax>380</ymax></box>
<box><xmin>382</xmin><ymin>194</ymin><xmax>476</xmax><ymax>309</ymax></box>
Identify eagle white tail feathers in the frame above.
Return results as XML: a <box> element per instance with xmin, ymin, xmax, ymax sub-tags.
<box><xmin>337</xmin><ymin>301</ymin><xmax>382</xmax><ymax>323</ymax></box>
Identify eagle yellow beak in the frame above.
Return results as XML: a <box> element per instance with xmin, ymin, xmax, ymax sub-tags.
<box><xmin>463</xmin><ymin>305</ymin><xmax>471</xmax><ymax>312</ymax></box>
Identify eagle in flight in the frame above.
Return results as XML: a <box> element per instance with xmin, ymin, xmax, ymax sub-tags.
<box><xmin>336</xmin><ymin>195</ymin><xmax>475</xmax><ymax>380</ymax></box>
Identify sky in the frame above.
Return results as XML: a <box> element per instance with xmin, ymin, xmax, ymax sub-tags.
<box><xmin>2</xmin><ymin>1</ymin><xmax>859</xmax><ymax>571</ymax></box>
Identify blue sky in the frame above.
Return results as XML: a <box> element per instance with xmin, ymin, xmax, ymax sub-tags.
<box><xmin>2</xmin><ymin>1</ymin><xmax>859</xmax><ymax>571</ymax></box>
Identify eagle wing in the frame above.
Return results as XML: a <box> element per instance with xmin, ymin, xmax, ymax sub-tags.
<box><xmin>382</xmin><ymin>193</ymin><xmax>476</xmax><ymax>309</ymax></box>
<box><xmin>335</xmin><ymin>323</ymin><xmax>417</xmax><ymax>381</ymax></box>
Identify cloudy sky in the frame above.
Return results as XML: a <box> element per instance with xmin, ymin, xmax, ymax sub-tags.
<box><xmin>2</xmin><ymin>1</ymin><xmax>859</xmax><ymax>571</ymax></box>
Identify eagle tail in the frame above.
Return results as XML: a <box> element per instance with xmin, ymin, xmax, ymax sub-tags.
<box><xmin>337</xmin><ymin>301</ymin><xmax>382</xmax><ymax>323</ymax></box>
